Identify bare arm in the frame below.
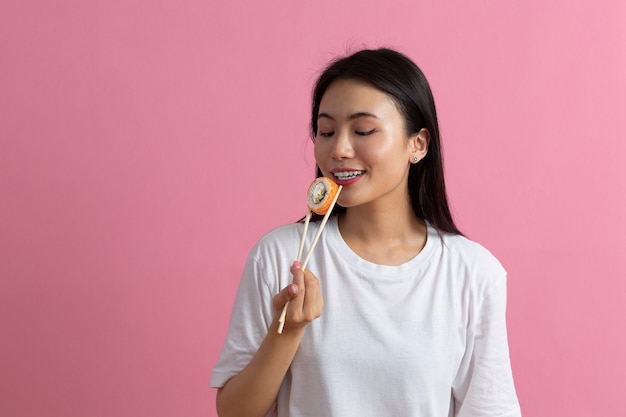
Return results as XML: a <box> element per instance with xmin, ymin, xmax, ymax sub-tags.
<box><xmin>216</xmin><ymin>261</ymin><xmax>323</xmax><ymax>417</ymax></box>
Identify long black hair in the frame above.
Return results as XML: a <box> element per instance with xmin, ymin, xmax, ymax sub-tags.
<box><xmin>309</xmin><ymin>48</ymin><xmax>461</xmax><ymax>235</ymax></box>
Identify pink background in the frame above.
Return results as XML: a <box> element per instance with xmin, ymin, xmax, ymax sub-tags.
<box><xmin>1</xmin><ymin>1</ymin><xmax>625</xmax><ymax>416</ymax></box>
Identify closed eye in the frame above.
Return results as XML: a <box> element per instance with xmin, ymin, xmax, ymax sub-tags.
<box><xmin>318</xmin><ymin>131</ymin><xmax>334</xmax><ymax>138</ymax></box>
<box><xmin>355</xmin><ymin>129</ymin><xmax>376</xmax><ymax>136</ymax></box>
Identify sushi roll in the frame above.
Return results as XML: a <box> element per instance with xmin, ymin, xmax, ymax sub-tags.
<box><xmin>307</xmin><ymin>177</ymin><xmax>340</xmax><ymax>215</ymax></box>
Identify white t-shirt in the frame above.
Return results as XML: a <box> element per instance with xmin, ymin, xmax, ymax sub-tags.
<box><xmin>211</xmin><ymin>217</ymin><xmax>521</xmax><ymax>417</ymax></box>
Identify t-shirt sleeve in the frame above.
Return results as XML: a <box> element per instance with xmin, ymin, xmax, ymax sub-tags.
<box><xmin>210</xmin><ymin>252</ymin><xmax>275</xmax><ymax>388</ymax></box>
<box><xmin>451</xmin><ymin>272</ymin><xmax>522</xmax><ymax>417</ymax></box>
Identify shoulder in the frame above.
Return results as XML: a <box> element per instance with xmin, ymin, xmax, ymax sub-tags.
<box><xmin>246</xmin><ymin>222</ymin><xmax>318</xmax><ymax>267</ymax></box>
<box><xmin>436</xmin><ymin>231</ymin><xmax>507</xmax><ymax>284</ymax></box>
<box><xmin>238</xmin><ymin>223</ymin><xmax>307</xmax><ymax>289</ymax></box>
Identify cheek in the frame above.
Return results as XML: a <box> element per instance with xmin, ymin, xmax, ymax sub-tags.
<box><xmin>352</xmin><ymin>142</ymin><xmax>382</xmax><ymax>164</ymax></box>
<box><xmin>313</xmin><ymin>142</ymin><xmax>324</xmax><ymax>167</ymax></box>
<box><xmin>313</xmin><ymin>139</ymin><xmax>327</xmax><ymax>159</ymax></box>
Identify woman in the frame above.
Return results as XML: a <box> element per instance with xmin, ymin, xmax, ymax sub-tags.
<box><xmin>211</xmin><ymin>48</ymin><xmax>521</xmax><ymax>417</ymax></box>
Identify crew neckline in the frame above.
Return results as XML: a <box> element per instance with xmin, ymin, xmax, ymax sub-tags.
<box><xmin>325</xmin><ymin>216</ymin><xmax>438</xmax><ymax>279</ymax></box>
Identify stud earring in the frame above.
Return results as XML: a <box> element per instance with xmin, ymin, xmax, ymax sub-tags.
<box><xmin>412</xmin><ymin>156</ymin><xmax>419</xmax><ymax>163</ymax></box>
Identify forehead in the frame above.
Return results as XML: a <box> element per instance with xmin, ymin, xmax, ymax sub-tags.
<box><xmin>319</xmin><ymin>78</ymin><xmax>398</xmax><ymax>115</ymax></box>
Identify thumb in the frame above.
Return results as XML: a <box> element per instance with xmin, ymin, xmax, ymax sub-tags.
<box><xmin>290</xmin><ymin>260</ymin><xmax>304</xmax><ymax>286</ymax></box>
<box><xmin>273</xmin><ymin>279</ymin><xmax>298</xmax><ymax>312</ymax></box>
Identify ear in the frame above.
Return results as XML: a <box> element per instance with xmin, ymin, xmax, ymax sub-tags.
<box><xmin>408</xmin><ymin>128</ymin><xmax>430</xmax><ymax>163</ymax></box>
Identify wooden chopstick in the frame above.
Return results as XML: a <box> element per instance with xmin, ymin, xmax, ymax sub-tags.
<box><xmin>277</xmin><ymin>186</ymin><xmax>342</xmax><ymax>334</ymax></box>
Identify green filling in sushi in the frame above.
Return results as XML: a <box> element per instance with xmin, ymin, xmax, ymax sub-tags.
<box><xmin>310</xmin><ymin>183</ymin><xmax>327</xmax><ymax>204</ymax></box>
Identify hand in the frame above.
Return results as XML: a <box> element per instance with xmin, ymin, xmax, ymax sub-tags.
<box><xmin>273</xmin><ymin>261</ymin><xmax>324</xmax><ymax>331</ymax></box>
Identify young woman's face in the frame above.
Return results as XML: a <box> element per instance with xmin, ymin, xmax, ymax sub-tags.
<box><xmin>314</xmin><ymin>78</ymin><xmax>426</xmax><ymax>211</ymax></box>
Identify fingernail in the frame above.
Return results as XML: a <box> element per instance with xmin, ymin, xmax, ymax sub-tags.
<box><xmin>291</xmin><ymin>260</ymin><xmax>302</xmax><ymax>269</ymax></box>
<box><xmin>288</xmin><ymin>284</ymin><xmax>298</xmax><ymax>296</ymax></box>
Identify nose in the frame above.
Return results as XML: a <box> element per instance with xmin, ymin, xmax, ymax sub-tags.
<box><xmin>330</xmin><ymin>130</ymin><xmax>354</xmax><ymax>160</ymax></box>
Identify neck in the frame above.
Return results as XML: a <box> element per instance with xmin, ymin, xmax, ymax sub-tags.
<box><xmin>338</xmin><ymin>199</ymin><xmax>428</xmax><ymax>265</ymax></box>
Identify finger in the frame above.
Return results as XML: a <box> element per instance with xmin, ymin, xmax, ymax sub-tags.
<box><xmin>272</xmin><ymin>259</ymin><xmax>303</xmax><ymax>313</ymax></box>
<box><xmin>290</xmin><ymin>260</ymin><xmax>304</xmax><ymax>287</ymax></box>
<box><xmin>273</xmin><ymin>283</ymin><xmax>298</xmax><ymax>312</ymax></box>
<box><xmin>288</xmin><ymin>260</ymin><xmax>306</xmax><ymax>313</ymax></box>
<box><xmin>301</xmin><ymin>270</ymin><xmax>322</xmax><ymax>321</ymax></box>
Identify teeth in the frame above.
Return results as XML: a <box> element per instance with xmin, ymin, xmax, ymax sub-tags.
<box><xmin>334</xmin><ymin>170</ymin><xmax>364</xmax><ymax>180</ymax></box>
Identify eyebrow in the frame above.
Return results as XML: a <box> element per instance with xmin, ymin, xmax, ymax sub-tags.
<box><xmin>317</xmin><ymin>112</ymin><xmax>379</xmax><ymax>121</ymax></box>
